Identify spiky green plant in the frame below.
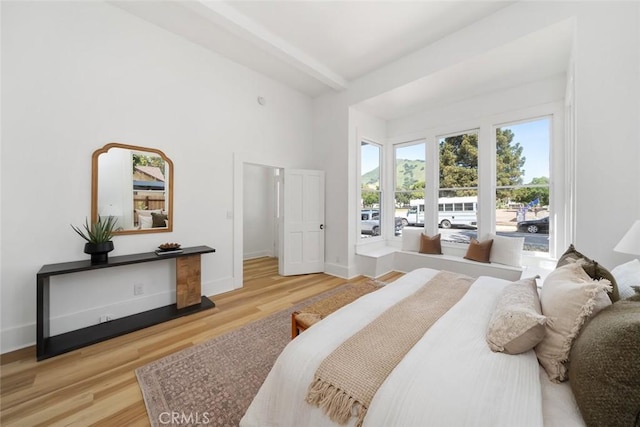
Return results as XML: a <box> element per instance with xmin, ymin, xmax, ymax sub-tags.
<box><xmin>71</xmin><ymin>216</ymin><xmax>118</xmax><ymax>243</ymax></box>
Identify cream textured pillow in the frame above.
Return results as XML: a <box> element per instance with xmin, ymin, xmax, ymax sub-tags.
<box><xmin>486</xmin><ymin>276</ymin><xmax>545</xmax><ymax>354</ymax></box>
<box><xmin>535</xmin><ymin>262</ymin><xmax>612</xmax><ymax>382</ymax></box>
<box><xmin>487</xmin><ymin>233</ymin><xmax>524</xmax><ymax>267</ymax></box>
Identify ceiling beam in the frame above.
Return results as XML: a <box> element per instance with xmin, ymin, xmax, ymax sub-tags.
<box><xmin>183</xmin><ymin>1</ymin><xmax>349</xmax><ymax>91</ymax></box>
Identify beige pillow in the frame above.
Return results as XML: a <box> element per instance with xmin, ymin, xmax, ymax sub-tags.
<box><xmin>464</xmin><ymin>238</ymin><xmax>493</xmax><ymax>263</ymax></box>
<box><xmin>419</xmin><ymin>233</ymin><xmax>442</xmax><ymax>255</ymax></box>
<box><xmin>535</xmin><ymin>262</ymin><xmax>612</xmax><ymax>382</ymax></box>
<box><xmin>486</xmin><ymin>276</ymin><xmax>546</xmax><ymax>355</ymax></box>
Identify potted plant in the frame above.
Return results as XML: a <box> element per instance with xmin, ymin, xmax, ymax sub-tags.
<box><xmin>71</xmin><ymin>216</ymin><xmax>118</xmax><ymax>263</ymax></box>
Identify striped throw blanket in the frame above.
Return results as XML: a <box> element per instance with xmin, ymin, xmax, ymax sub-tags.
<box><xmin>305</xmin><ymin>270</ymin><xmax>474</xmax><ymax>426</ymax></box>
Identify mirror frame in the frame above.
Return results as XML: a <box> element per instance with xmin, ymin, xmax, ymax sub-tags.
<box><xmin>91</xmin><ymin>142</ymin><xmax>174</xmax><ymax>235</ymax></box>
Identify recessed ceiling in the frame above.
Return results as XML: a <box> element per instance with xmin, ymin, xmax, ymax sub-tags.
<box><xmin>111</xmin><ymin>1</ymin><xmax>572</xmax><ymax>118</ymax></box>
<box><xmin>354</xmin><ymin>19</ymin><xmax>574</xmax><ymax>120</ymax></box>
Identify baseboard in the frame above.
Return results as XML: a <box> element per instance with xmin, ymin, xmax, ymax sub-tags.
<box><xmin>323</xmin><ymin>262</ymin><xmax>359</xmax><ymax>279</ymax></box>
<box><xmin>1</xmin><ymin>323</ymin><xmax>35</xmax><ymax>354</ymax></box>
<box><xmin>0</xmin><ymin>278</ymin><xmax>235</xmax><ymax>355</ymax></box>
<box><xmin>203</xmin><ymin>276</ymin><xmax>235</xmax><ymax>296</ymax></box>
<box><xmin>52</xmin><ymin>290</ymin><xmax>177</xmax><ymax>336</ymax></box>
<box><xmin>243</xmin><ymin>250</ymin><xmax>274</xmax><ymax>260</ymax></box>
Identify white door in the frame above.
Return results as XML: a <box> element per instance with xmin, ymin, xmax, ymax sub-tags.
<box><xmin>280</xmin><ymin>169</ymin><xmax>325</xmax><ymax>276</ymax></box>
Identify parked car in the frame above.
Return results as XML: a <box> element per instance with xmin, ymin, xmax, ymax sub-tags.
<box><xmin>517</xmin><ymin>216</ymin><xmax>549</xmax><ymax>234</ymax></box>
<box><xmin>361</xmin><ymin>210</ymin><xmax>380</xmax><ymax>235</ymax></box>
<box><xmin>361</xmin><ymin>210</ymin><xmax>406</xmax><ymax>236</ymax></box>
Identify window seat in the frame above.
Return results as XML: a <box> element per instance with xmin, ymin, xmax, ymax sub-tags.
<box><xmin>355</xmin><ymin>243</ymin><xmax>398</xmax><ymax>278</ymax></box>
<box><xmin>394</xmin><ymin>249</ymin><xmax>523</xmax><ymax>281</ymax></box>
<box><xmin>355</xmin><ymin>228</ymin><xmax>534</xmax><ymax>281</ymax></box>
<box><xmin>395</xmin><ymin>228</ymin><xmax>524</xmax><ymax>280</ymax></box>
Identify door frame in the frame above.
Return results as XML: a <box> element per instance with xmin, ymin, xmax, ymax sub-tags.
<box><xmin>233</xmin><ymin>152</ymin><xmax>287</xmax><ymax>288</ymax></box>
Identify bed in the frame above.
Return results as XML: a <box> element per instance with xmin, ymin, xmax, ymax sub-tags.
<box><xmin>240</xmin><ymin>268</ymin><xmax>587</xmax><ymax>427</ymax></box>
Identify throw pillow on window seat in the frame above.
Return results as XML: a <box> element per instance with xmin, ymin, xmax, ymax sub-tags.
<box><xmin>464</xmin><ymin>238</ymin><xmax>493</xmax><ymax>263</ymax></box>
<box><xmin>419</xmin><ymin>233</ymin><xmax>442</xmax><ymax>255</ymax></box>
<box><xmin>486</xmin><ymin>233</ymin><xmax>524</xmax><ymax>267</ymax></box>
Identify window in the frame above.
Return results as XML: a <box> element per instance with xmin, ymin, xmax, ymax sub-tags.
<box><xmin>394</xmin><ymin>141</ymin><xmax>425</xmax><ymax>231</ymax></box>
<box><xmin>360</xmin><ymin>141</ymin><xmax>382</xmax><ymax>238</ymax></box>
<box><xmin>379</xmin><ymin>110</ymin><xmax>560</xmax><ymax>258</ymax></box>
<box><xmin>438</xmin><ymin>131</ymin><xmax>478</xmax><ymax>242</ymax></box>
<box><xmin>495</xmin><ymin>118</ymin><xmax>551</xmax><ymax>252</ymax></box>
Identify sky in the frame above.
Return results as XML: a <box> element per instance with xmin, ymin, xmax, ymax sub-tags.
<box><xmin>362</xmin><ymin>117</ymin><xmax>550</xmax><ymax>184</ymax></box>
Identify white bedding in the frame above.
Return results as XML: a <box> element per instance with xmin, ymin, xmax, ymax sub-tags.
<box><xmin>241</xmin><ymin>268</ymin><xmax>582</xmax><ymax>427</ymax></box>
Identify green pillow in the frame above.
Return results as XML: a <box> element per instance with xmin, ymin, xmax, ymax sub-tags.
<box><xmin>557</xmin><ymin>244</ymin><xmax>619</xmax><ymax>302</ymax></box>
<box><xmin>569</xmin><ymin>300</ymin><xmax>640</xmax><ymax>427</ymax></box>
<box><xmin>151</xmin><ymin>212</ymin><xmax>168</xmax><ymax>228</ymax></box>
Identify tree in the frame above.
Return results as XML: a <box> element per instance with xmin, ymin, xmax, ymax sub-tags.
<box><xmin>133</xmin><ymin>154</ymin><xmax>165</xmax><ymax>174</ymax></box>
<box><xmin>361</xmin><ymin>189</ymin><xmax>380</xmax><ymax>208</ymax></box>
<box><xmin>394</xmin><ymin>181</ymin><xmax>425</xmax><ymax>207</ymax></box>
<box><xmin>439</xmin><ymin>133</ymin><xmax>479</xmax><ymax>197</ymax></box>
<box><xmin>513</xmin><ymin>177</ymin><xmax>550</xmax><ymax>206</ymax></box>
<box><xmin>496</xmin><ymin>129</ymin><xmax>526</xmax><ymax>203</ymax></box>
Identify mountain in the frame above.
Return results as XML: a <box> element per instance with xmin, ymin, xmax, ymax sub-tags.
<box><xmin>362</xmin><ymin>159</ymin><xmax>425</xmax><ymax>189</ymax></box>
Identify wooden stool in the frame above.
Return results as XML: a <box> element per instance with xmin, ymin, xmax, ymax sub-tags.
<box><xmin>291</xmin><ymin>281</ymin><xmax>381</xmax><ymax>339</ymax></box>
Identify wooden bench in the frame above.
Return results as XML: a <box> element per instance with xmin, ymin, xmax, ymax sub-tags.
<box><xmin>291</xmin><ymin>281</ymin><xmax>381</xmax><ymax>338</ymax></box>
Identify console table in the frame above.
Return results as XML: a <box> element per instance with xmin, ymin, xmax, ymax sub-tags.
<box><xmin>36</xmin><ymin>245</ymin><xmax>215</xmax><ymax>361</ymax></box>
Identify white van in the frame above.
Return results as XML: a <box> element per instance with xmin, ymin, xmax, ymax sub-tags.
<box><xmin>406</xmin><ymin>197</ymin><xmax>477</xmax><ymax>228</ymax></box>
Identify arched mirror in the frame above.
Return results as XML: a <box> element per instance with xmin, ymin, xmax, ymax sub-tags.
<box><xmin>92</xmin><ymin>142</ymin><xmax>173</xmax><ymax>235</ymax></box>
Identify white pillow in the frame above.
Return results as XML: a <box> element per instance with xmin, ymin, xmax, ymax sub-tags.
<box><xmin>401</xmin><ymin>228</ymin><xmax>422</xmax><ymax>252</ymax></box>
<box><xmin>139</xmin><ymin>215</ymin><xmax>153</xmax><ymax>229</ymax></box>
<box><xmin>487</xmin><ymin>233</ymin><xmax>524</xmax><ymax>267</ymax></box>
<box><xmin>611</xmin><ymin>259</ymin><xmax>640</xmax><ymax>299</ymax></box>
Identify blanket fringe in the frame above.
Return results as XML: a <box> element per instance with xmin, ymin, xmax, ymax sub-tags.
<box><xmin>306</xmin><ymin>377</ymin><xmax>368</xmax><ymax>426</ymax></box>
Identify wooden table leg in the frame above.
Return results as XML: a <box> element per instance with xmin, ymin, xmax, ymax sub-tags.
<box><xmin>176</xmin><ymin>254</ymin><xmax>202</xmax><ymax>309</ymax></box>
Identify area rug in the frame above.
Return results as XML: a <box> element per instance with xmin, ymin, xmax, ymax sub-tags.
<box><xmin>136</xmin><ymin>281</ymin><xmax>383</xmax><ymax>427</ymax></box>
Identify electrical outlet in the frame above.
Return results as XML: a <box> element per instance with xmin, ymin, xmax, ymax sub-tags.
<box><xmin>134</xmin><ymin>283</ymin><xmax>144</xmax><ymax>296</ymax></box>
<box><xmin>99</xmin><ymin>314</ymin><xmax>113</xmax><ymax>323</ymax></box>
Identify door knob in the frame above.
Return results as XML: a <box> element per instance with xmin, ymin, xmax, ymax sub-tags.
<box><xmin>320</xmin><ymin>224</ymin><xmax>324</xmax><ymax>230</ymax></box>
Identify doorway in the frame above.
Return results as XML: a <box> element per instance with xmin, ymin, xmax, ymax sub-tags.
<box><xmin>242</xmin><ymin>163</ymin><xmax>281</xmax><ymax>262</ymax></box>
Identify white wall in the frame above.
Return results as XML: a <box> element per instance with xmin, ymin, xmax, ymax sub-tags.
<box><xmin>243</xmin><ymin>164</ymin><xmax>276</xmax><ymax>260</ymax></box>
<box><xmin>1</xmin><ymin>1</ymin><xmax>314</xmax><ymax>352</ymax></box>
<box><xmin>314</xmin><ymin>1</ymin><xmax>640</xmax><ymax>278</ymax></box>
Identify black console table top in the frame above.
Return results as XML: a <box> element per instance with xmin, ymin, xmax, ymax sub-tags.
<box><xmin>37</xmin><ymin>245</ymin><xmax>215</xmax><ymax>277</ymax></box>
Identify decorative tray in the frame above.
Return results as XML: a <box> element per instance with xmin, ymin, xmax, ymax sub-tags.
<box><xmin>156</xmin><ymin>243</ymin><xmax>182</xmax><ymax>255</ymax></box>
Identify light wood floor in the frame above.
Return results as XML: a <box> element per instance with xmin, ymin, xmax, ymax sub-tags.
<box><xmin>0</xmin><ymin>258</ymin><xmax>402</xmax><ymax>426</ymax></box>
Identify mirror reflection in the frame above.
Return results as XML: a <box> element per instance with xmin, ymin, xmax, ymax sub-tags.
<box><xmin>92</xmin><ymin>143</ymin><xmax>173</xmax><ymax>234</ymax></box>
